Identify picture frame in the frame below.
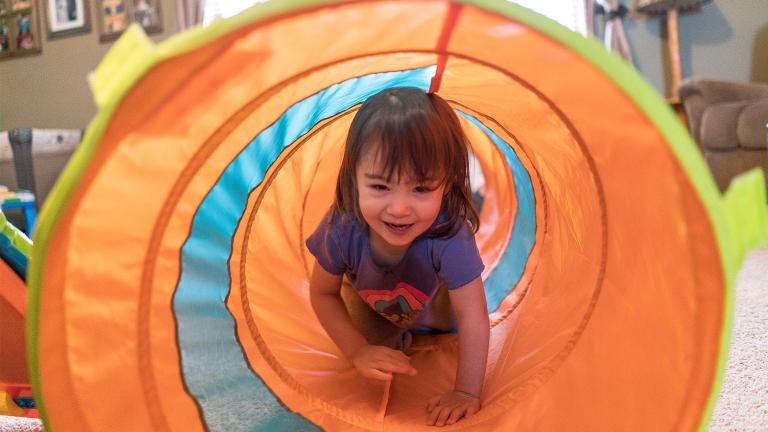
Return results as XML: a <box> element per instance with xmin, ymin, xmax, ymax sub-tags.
<box><xmin>44</xmin><ymin>0</ymin><xmax>90</xmax><ymax>39</ymax></box>
<box><xmin>95</xmin><ymin>0</ymin><xmax>159</xmax><ymax>43</ymax></box>
<box><xmin>0</xmin><ymin>13</ymin><xmax>10</xmax><ymax>58</ymax></box>
<box><xmin>0</xmin><ymin>0</ymin><xmax>42</xmax><ymax>59</ymax></box>
<box><xmin>129</xmin><ymin>0</ymin><xmax>160</xmax><ymax>34</ymax></box>
<box><xmin>95</xmin><ymin>0</ymin><xmax>127</xmax><ymax>42</ymax></box>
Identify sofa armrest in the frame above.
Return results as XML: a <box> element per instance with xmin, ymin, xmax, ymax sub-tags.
<box><xmin>677</xmin><ymin>78</ymin><xmax>768</xmax><ymax>145</ymax></box>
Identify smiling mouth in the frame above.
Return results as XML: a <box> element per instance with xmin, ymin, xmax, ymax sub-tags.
<box><xmin>384</xmin><ymin>222</ymin><xmax>414</xmax><ymax>232</ymax></box>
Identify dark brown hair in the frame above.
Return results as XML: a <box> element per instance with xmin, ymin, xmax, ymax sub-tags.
<box><xmin>333</xmin><ymin>87</ymin><xmax>479</xmax><ymax>238</ymax></box>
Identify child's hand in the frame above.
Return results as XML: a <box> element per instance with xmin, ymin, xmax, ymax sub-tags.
<box><xmin>349</xmin><ymin>344</ymin><xmax>417</xmax><ymax>381</ymax></box>
<box><xmin>425</xmin><ymin>390</ymin><xmax>481</xmax><ymax>427</ymax></box>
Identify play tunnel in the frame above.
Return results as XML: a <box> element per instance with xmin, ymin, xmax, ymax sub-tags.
<box><xmin>26</xmin><ymin>1</ymin><xmax>768</xmax><ymax>431</ymax></box>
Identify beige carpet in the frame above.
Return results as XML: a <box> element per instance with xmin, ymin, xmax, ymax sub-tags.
<box><xmin>0</xmin><ymin>416</ymin><xmax>41</xmax><ymax>432</ymax></box>
<box><xmin>709</xmin><ymin>246</ymin><xmax>768</xmax><ymax>431</ymax></box>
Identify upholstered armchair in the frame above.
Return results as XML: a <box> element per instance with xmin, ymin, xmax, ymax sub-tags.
<box><xmin>677</xmin><ymin>78</ymin><xmax>768</xmax><ymax>192</ymax></box>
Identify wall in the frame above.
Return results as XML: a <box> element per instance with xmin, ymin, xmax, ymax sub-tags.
<box><xmin>0</xmin><ymin>0</ymin><xmax>178</xmax><ymax>131</ymax></box>
<box><xmin>2</xmin><ymin>1</ymin><xmax>766</xmax><ymax>129</ymax></box>
<box><xmin>625</xmin><ymin>0</ymin><xmax>768</xmax><ymax>97</ymax></box>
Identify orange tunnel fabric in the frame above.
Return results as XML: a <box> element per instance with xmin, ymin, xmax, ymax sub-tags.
<box><xmin>1</xmin><ymin>259</ymin><xmax>28</xmax><ymax>387</ymax></box>
<box><xmin>1</xmin><ymin>212</ymin><xmax>31</xmax><ymax>389</ymax></box>
<box><xmin>30</xmin><ymin>1</ymin><xmax>733</xmax><ymax>431</ymax></box>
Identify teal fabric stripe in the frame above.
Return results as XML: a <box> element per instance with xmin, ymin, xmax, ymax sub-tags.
<box><xmin>173</xmin><ymin>66</ymin><xmax>436</xmax><ymax>431</ymax></box>
<box><xmin>458</xmin><ymin>112</ymin><xmax>536</xmax><ymax>312</ymax></box>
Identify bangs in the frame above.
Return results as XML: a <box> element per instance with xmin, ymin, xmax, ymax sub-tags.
<box><xmin>361</xmin><ymin>97</ymin><xmax>463</xmax><ymax>186</ymax></box>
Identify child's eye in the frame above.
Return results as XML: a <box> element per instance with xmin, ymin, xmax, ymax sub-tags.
<box><xmin>414</xmin><ymin>185</ymin><xmax>436</xmax><ymax>194</ymax></box>
<box><xmin>370</xmin><ymin>184</ymin><xmax>389</xmax><ymax>192</ymax></box>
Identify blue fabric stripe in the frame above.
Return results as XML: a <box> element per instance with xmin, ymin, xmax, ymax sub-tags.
<box><xmin>458</xmin><ymin>112</ymin><xmax>537</xmax><ymax>313</ymax></box>
<box><xmin>173</xmin><ymin>66</ymin><xmax>436</xmax><ymax>431</ymax></box>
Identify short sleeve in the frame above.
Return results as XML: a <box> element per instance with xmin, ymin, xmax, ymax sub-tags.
<box><xmin>435</xmin><ymin>223</ymin><xmax>485</xmax><ymax>289</ymax></box>
<box><xmin>305</xmin><ymin>211</ymin><xmax>348</xmax><ymax>275</ymax></box>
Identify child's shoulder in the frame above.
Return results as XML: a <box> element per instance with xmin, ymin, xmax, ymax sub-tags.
<box><xmin>306</xmin><ymin>209</ymin><xmax>367</xmax><ymax>272</ymax></box>
<box><xmin>428</xmin><ymin>218</ymin><xmax>484</xmax><ymax>288</ymax></box>
<box><xmin>436</xmin><ymin>220</ymin><xmax>475</xmax><ymax>241</ymax></box>
<box><xmin>427</xmin><ymin>218</ymin><xmax>478</xmax><ymax>258</ymax></box>
<box><xmin>429</xmin><ymin>212</ymin><xmax>475</xmax><ymax>241</ymax></box>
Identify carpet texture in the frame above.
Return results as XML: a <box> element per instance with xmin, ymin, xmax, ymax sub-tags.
<box><xmin>709</xmin><ymin>246</ymin><xmax>768</xmax><ymax>431</ymax></box>
<box><xmin>0</xmin><ymin>416</ymin><xmax>41</xmax><ymax>432</ymax></box>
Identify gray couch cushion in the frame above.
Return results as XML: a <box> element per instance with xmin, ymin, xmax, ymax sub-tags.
<box><xmin>699</xmin><ymin>99</ymin><xmax>768</xmax><ymax>151</ymax></box>
<box><xmin>700</xmin><ymin>101</ymin><xmax>745</xmax><ymax>150</ymax></box>
<box><xmin>737</xmin><ymin>98</ymin><xmax>768</xmax><ymax>150</ymax></box>
<box><xmin>705</xmin><ymin>149</ymin><xmax>768</xmax><ymax>192</ymax></box>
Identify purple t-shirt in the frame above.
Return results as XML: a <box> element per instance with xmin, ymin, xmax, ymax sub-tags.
<box><xmin>306</xmin><ymin>210</ymin><xmax>484</xmax><ymax>329</ymax></box>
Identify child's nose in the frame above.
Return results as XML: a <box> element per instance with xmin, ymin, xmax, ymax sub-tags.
<box><xmin>386</xmin><ymin>198</ymin><xmax>412</xmax><ymax>217</ymax></box>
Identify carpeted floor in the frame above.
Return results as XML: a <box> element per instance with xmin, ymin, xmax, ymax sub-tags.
<box><xmin>709</xmin><ymin>245</ymin><xmax>768</xmax><ymax>431</ymax></box>
<box><xmin>0</xmin><ymin>416</ymin><xmax>41</xmax><ymax>432</ymax></box>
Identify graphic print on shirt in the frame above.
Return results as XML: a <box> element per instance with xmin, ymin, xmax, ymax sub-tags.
<box><xmin>358</xmin><ymin>281</ymin><xmax>429</xmax><ymax>328</ymax></box>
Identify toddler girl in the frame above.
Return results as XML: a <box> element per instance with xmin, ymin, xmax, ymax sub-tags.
<box><xmin>306</xmin><ymin>87</ymin><xmax>489</xmax><ymax>427</ymax></box>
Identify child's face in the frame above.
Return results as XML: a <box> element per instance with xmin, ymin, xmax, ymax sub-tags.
<box><xmin>355</xmin><ymin>148</ymin><xmax>446</xmax><ymax>252</ymax></box>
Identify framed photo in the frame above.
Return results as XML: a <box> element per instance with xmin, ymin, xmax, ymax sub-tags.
<box><xmin>14</xmin><ymin>10</ymin><xmax>39</xmax><ymax>51</ymax></box>
<box><xmin>129</xmin><ymin>0</ymin><xmax>160</xmax><ymax>34</ymax></box>
<box><xmin>0</xmin><ymin>15</ymin><xmax>10</xmax><ymax>58</ymax></box>
<box><xmin>95</xmin><ymin>0</ymin><xmax>126</xmax><ymax>41</ymax></box>
<box><xmin>44</xmin><ymin>0</ymin><xmax>90</xmax><ymax>39</ymax></box>
<box><xmin>0</xmin><ymin>0</ymin><xmax>41</xmax><ymax>59</ymax></box>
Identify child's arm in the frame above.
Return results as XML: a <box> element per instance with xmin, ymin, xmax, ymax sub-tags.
<box><xmin>426</xmin><ymin>276</ymin><xmax>489</xmax><ymax>427</ymax></box>
<box><xmin>309</xmin><ymin>261</ymin><xmax>417</xmax><ymax>381</ymax></box>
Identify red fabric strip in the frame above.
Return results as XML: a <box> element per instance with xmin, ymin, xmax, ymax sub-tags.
<box><xmin>429</xmin><ymin>2</ymin><xmax>463</xmax><ymax>94</ymax></box>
